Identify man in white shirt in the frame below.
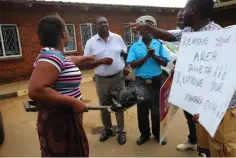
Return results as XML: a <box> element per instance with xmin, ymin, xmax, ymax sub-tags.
<box><xmin>84</xmin><ymin>16</ymin><xmax>128</xmax><ymax>145</ymax></box>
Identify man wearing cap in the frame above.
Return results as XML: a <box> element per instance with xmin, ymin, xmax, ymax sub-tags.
<box><xmin>126</xmin><ymin>15</ymin><xmax>170</xmax><ymax>145</ymax></box>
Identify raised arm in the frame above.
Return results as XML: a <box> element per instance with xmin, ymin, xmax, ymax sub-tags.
<box><xmin>67</xmin><ymin>55</ymin><xmax>95</xmax><ymax>69</ymax></box>
<box><xmin>127</xmin><ymin>23</ymin><xmax>178</xmax><ymax>42</ymax></box>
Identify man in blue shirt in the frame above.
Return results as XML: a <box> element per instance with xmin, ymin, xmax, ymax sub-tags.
<box><xmin>126</xmin><ymin>15</ymin><xmax>170</xmax><ymax>145</ymax></box>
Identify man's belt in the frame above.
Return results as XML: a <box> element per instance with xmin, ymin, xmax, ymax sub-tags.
<box><xmin>97</xmin><ymin>71</ymin><xmax>121</xmax><ymax>79</ymax></box>
<box><xmin>136</xmin><ymin>76</ymin><xmax>160</xmax><ymax>84</ymax></box>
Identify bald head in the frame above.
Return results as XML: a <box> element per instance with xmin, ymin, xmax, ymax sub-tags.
<box><xmin>185</xmin><ymin>0</ymin><xmax>214</xmax><ymax>19</ymax></box>
<box><xmin>182</xmin><ymin>0</ymin><xmax>214</xmax><ymax>27</ymax></box>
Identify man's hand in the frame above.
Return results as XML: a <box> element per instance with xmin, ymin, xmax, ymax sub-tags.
<box><xmin>147</xmin><ymin>48</ymin><xmax>155</xmax><ymax>57</ymax></box>
<box><xmin>192</xmin><ymin>114</ymin><xmax>200</xmax><ymax>123</ymax></box>
<box><xmin>101</xmin><ymin>57</ymin><xmax>113</xmax><ymax>65</ymax></box>
<box><xmin>123</xmin><ymin>68</ymin><xmax>130</xmax><ymax>76</ymax></box>
<box><xmin>126</xmin><ymin>22</ymin><xmax>150</xmax><ymax>33</ymax></box>
<box><xmin>173</xmin><ymin>60</ymin><xmax>177</xmax><ymax>65</ymax></box>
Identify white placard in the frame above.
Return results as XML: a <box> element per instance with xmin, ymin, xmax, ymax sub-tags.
<box><xmin>168</xmin><ymin>27</ymin><xmax>236</xmax><ymax>137</ymax></box>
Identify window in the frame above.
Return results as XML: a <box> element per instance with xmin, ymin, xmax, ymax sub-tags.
<box><xmin>123</xmin><ymin>25</ymin><xmax>139</xmax><ymax>46</ymax></box>
<box><xmin>0</xmin><ymin>24</ymin><xmax>22</xmax><ymax>58</ymax></box>
<box><xmin>64</xmin><ymin>24</ymin><xmax>77</xmax><ymax>52</ymax></box>
<box><xmin>80</xmin><ymin>23</ymin><xmax>97</xmax><ymax>50</ymax></box>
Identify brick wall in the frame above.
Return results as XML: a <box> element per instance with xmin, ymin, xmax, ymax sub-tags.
<box><xmin>0</xmin><ymin>2</ymin><xmax>178</xmax><ymax>84</ymax></box>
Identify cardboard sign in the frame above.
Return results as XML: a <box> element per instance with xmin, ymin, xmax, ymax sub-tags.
<box><xmin>168</xmin><ymin>28</ymin><xmax>236</xmax><ymax>137</ymax></box>
<box><xmin>159</xmin><ymin>73</ymin><xmax>179</xmax><ymax>144</ymax></box>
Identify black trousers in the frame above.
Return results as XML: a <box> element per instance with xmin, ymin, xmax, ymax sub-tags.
<box><xmin>125</xmin><ymin>80</ymin><xmax>131</xmax><ymax>87</ymax></box>
<box><xmin>183</xmin><ymin>110</ymin><xmax>197</xmax><ymax>144</ymax></box>
<box><xmin>135</xmin><ymin>76</ymin><xmax>162</xmax><ymax>140</ymax></box>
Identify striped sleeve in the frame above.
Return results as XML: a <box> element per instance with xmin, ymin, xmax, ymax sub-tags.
<box><xmin>37</xmin><ymin>54</ymin><xmax>64</xmax><ymax>72</ymax></box>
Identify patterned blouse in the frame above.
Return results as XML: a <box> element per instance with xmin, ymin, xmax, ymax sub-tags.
<box><xmin>172</xmin><ymin>22</ymin><xmax>222</xmax><ymax>41</ymax></box>
<box><xmin>34</xmin><ymin>47</ymin><xmax>82</xmax><ymax>99</ymax></box>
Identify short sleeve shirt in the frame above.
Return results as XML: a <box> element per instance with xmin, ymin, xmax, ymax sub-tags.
<box><xmin>34</xmin><ymin>47</ymin><xmax>83</xmax><ymax>99</ymax></box>
<box><xmin>83</xmin><ymin>31</ymin><xmax>127</xmax><ymax>77</ymax></box>
<box><xmin>172</xmin><ymin>22</ymin><xmax>222</xmax><ymax>41</ymax></box>
<box><xmin>126</xmin><ymin>39</ymin><xmax>171</xmax><ymax>79</ymax></box>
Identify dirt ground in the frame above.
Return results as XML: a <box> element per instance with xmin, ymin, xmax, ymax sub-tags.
<box><xmin>0</xmin><ymin>81</ymin><xmax>198</xmax><ymax>157</ymax></box>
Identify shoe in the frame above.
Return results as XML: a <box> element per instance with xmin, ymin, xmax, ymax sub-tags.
<box><xmin>99</xmin><ymin>130</ymin><xmax>115</xmax><ymax>142</ymax></box>
<box><xmin>198</xmin><ymin>153</ymin><xmax>207</xmax><ymax>157</ymax></box>
<box><xmin>117</xmin><ymin>134</ymin><xmax>126</xmax><ymax>145</ymax></box>
<box><xmin>176</xmin><ymin>141</ymin><xmax>197</xmax><ymax>151</ymax></box>
<box><xmin>160</xmin><ymin>137</ymin><xmax>167</xmax><ymax>145</ymax></box>
<box><xmin>155</xmin><ymin>137</ymin><xmax>167</xmax><ymax>145</ymax></box>
<box><xmin>136</xmin><ymin>135</ymin><xmax>150</xmax><ymax>145</ymax></box>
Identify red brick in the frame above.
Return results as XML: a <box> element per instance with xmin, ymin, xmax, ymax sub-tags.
<box><xmin>0</xmin><ymin>1</ymin><xmax>178</xmax><ymax>84</ymax></box>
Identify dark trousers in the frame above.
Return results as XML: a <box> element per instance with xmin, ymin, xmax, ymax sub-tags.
<box><xmin>136</xmin><ymin>76</ymin><xmax>162</xmax><ymax>140</ymax></box>
<box><xmin>183</xmin><ymin>110</ymin><xmax>197</xmax><ymax>144</ymax></box>
<box><xmin>125</xmin><ymin>80</ymin><xmax>131</xmax><ymax>87</ymax></box>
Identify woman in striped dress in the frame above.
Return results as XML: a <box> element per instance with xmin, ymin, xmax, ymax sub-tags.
<box><xmin>28</xmin><ymin>14</ymin><xmax>94</xmax><ymax>157</ymax></box>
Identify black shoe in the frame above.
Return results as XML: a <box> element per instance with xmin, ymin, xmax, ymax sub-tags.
<box><xmin>117</xmin><ymin>134</ymin><xmax>126</xmax><ymax>145</ymax></box>
<box><xmin>136</xmin><ymin>135</ymin><xmax>150</xmax><ymax>145</ymax></box>
<box><xmin>99</xmin><ymin>130</ymin><xmax>115</xmax><ymax>142</ymax></box>
<box><xmin>156</xmin><ymin>137</ymin><xmax>167</xmax><ymax>145</ymax></box>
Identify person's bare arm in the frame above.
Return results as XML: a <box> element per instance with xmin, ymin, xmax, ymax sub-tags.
<box><xmin>28</xmin><ymin>62</ymin><xmax>87</xmax><ymax>112</ymax></box>
<box><xmin>121</xmin><ymin>51</ymin><xmax>131</xmax><ymax>76</ymax></box>
<box><xmin>128</xmin><ymin>23</ymin><xmax>177</xmax><ymax>42</ymax></box>
<box><xmin>130</xmin><ymin>56</ymin><xmax>149</xmax><ymax>69</ymax></box>
<box><xmin>148</xmin><ymin>25</ymin><xmax>177</xmax><ymax>42</ymax></box>
<box><xmin>148</xmin><ymin>48</ymin><xmax>168</xmax><ymax>67</ymax></box>
<box><xmin>121</xmin><ymin>50</ymin><xmax>130</xmax><ymax>70</ymax></box>
<box><xmin>152</xmin><ymin>54</ymin><xmax>168</xmax><ymax>67</ymax></box>
<box><xmin>82</xmin><ymin>57</ymin><xmax>113</xmax><ymax>69</ymax></box>
<box><xmin>67</xmin><ymin>55</ymin><xmax>95</xmax><ymax>69</ymax></box>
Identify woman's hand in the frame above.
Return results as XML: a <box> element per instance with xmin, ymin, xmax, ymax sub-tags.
<box><xmin>72</xmin><ymin>99</ymin><xmax>88</xmax><ymax>113</ymax></box>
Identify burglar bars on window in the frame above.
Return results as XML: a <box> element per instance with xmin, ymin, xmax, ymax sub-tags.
<box><xmin>0</xmin><ymin>24</ymin><xmax>22</xmax><ymax>58</ymax></box>
<box><xmin>80</xmin><ymin>23</ymin><xmax>97</xmax><ymax>50</ymax></box>
<box><xmin>123</xmin><ymin>25</ymin><xmax>139</xmax><ymax>46</ymax></box>
<box><xmin>64</xmin><ymin>24</ymin><xmax>77</xmax><ymax>53</ymax></box>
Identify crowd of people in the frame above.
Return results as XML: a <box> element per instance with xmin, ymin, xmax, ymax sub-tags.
<box><xmin>27</xmin><ymin>0</ymin><xmax>236</xmax><ymax>157</ymax></box>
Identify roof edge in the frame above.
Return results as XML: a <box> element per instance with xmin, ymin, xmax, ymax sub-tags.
<box><xmin>214</xmin><ymin>0</ymin><xmax>236</xmax><ymax>9</ymax></box>
<box><xmin>0</xmin><ymin>0</ymin><xmax>182</xmax><ymax>10</ymax></box>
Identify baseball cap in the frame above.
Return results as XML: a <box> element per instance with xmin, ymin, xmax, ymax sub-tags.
<box><xmin>136</xmin><ymin>15</ymin><xmax>157</xmax><ymax>27</ymax></box>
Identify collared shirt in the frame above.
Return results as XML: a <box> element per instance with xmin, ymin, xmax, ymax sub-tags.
<box><xmin>126</xmin><ymin>39</ymin><xmax>171</xmax><ymax>79</ymax></box>
<box><xmin>84</xmin><ymin>31</ymin><xmax>127</xmax><ymax>76</ymax></box>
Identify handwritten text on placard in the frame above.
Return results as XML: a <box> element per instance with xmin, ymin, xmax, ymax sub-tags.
<box><xmin>168</xmin><ymin>28</ymin><xmax>236</xmax><ymax>137</ymax></box>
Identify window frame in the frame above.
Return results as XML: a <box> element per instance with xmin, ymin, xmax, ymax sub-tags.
<box><xmin>123</xmin><ymin>23</ymin><xmax>139</xmax><ymax>46</ymax></box>
<box><xmin>0</xmin><ymin>24</ymin><xmax>22</xmax><ymax>59</ymax></box>
<box><xmin>64</xmin><ymin>24</ymin><xmax>77</xmax><ymax>53</ymax></box>
<box><xmin>80</xmin><ymin>23</ymin><xmax>96</xmax><ymax>50</ymax></box>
